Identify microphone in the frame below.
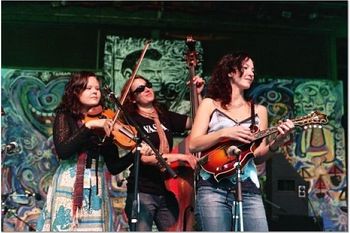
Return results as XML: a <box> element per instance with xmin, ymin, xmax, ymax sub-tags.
<box><xmin>2</xmin><ymin>142</ymin><xmax>19</xmax><ymax>153</ymax></box>
<box><xmin>104</xmin><ymin>86</ymin><xmax>117</xmax><ymax>100</ymax></box>
<box><xmin>226</xmin><ymin>145</ymin><xmax>241</xmax><ymax>157</ymax></box>
<box><xmin>24</xmin><ymin>190</ymin><xmax>42</xmax><ymax>200</ymax></box>
<box><xmin>10</xmin><ymin>191</ymin><xmax>41</xmax><ymax>200</ymax></box>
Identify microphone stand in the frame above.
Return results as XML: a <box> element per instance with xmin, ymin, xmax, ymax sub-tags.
<box><xmin>233</xmin><ymin>150</ymin><xmax>244</xmax><ymax>232</ymax></box>
<box><xmin>130</xmin><ymin>138</ymin><xmax>142</xmax><ymax>231</ymax></box>
<box><xmin>2</xmin><ymin>192</ymin><xmax>37</xmax><ymax>231</ymax></box>
<box><xmin>105</xmin><ymin>87</ymin><xmax>177</xmax><ymax>230</ymax></box>
<box><xmin>2</xmin><ymin>207</ymin><xmax>36</xmax><ymax>231</ymax></box>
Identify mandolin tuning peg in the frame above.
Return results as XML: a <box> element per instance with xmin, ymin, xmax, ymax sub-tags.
<box><xmin>318</xmin><ymin>125</ymin><xmax>323</xmax><ymax>128</ymax></box>
<box><xmin>304</xmin><ymin>126</ymin><xmax>308</xmax><ymax>130</ymax></box>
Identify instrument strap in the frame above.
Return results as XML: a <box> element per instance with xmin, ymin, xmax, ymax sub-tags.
<box><xmin>250</xmin><ymin>100</ymin><xmax>255</xmax><ymax>130</ymax></box>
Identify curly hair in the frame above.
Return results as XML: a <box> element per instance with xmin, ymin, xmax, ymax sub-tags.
<box><xmin>56</xmin><ymin>71</ymin><xmax>104</xmax><ymax>119</ymax></box>
<box><xmin>120</xmin><ymin>75</ymin><xmax>164</xmax><ymax>116</ymax></box>
<box><xmin>207</xmin><ymin>52</ymin><xmax>253</xmax><ymax>109</ymax></box>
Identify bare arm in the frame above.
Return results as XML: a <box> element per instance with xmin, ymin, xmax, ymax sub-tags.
<box><xmin>188</xmin><ymin>98</ymin><xmax>220</xmax><ymax>152</ymax></box>
<box><xmin>252</xmin><ymin>105</ymin><xmax>270</xmax><ymax>161</ymax></box>
<box><xmin>254</xmin><ymin>105</ymin><xmax>295</xmax><ymax>163</ymax></box>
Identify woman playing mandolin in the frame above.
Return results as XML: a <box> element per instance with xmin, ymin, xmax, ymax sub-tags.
<box><xmin>189</xmin><ymin>52</ymin><xmax>294</xmax><ymax>231</ymax></box>
<box><xmin>120</xmin><ymin>74</ymin><xmax>204</xmax><ymax>231</ymax></box>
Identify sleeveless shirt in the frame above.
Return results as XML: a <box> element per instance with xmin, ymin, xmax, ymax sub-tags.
<box><xmin>197</xmin><ymin>108</ymin><xmax>261</xmax><ymax>193</ymax></box>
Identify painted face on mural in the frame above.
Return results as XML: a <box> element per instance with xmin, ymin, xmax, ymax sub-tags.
<box><xmin>79</xmin><ymin>76</ymin><xmax>101</xmax><ymax>110</ymax></box>
<box><xmin>138</xmin><ymin>58</ymin><xmax>163</xmax><ymax>93</ymax></box>
<box><xmin>106</xmin><ymin>37</ymin><xmax>204</xmax><ymax>113</ymax></box>
<box><xmin>294</xmin><ymin>81</ymin><xmax>337</xmax><ymax>115</ymax></box>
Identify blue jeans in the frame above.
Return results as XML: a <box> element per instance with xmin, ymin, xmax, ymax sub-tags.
<box><xmin>195</xmin><ymin>186</ymin><xmax>269</xmax><ymax>231</ymax></box>
<box><xmin>125</xmin><ymin>192</ymin><xmax>178</xmax><ymax>231</ymax></box>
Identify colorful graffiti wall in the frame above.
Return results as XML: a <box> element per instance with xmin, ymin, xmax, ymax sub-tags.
<box><xmin>1</xmin><ymin>70</ymin><xmax>70</xmax><ymax>231</ymax></box>
<box><xmin>248</xmin><ymin>78</ymin><xmax>347</xmax><ymax>231</ymax></box>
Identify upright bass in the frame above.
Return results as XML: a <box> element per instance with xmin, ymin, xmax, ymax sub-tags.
<box><xmin>164</xmin><ymin>36</ymin><xmax>200</xmax><ymax>231</ymax></box>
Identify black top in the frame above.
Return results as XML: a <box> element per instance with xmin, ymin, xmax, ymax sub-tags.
<box><xmin>126</xmin><ymin>110</ymin><xmax>188</xmax><ymax>195</ymax></box>
<box><xmin>53</xmin><ymin>110</ymin><xmax>133</xmax><ymax>175</ymax></box>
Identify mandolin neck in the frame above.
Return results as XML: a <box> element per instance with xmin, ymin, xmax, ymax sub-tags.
<box><xmin>253</xmin><ymin>126</ymin><xmax>278</xmax><ymax>141</ymax></box>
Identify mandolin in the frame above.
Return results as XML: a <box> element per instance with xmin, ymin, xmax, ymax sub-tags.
<box><xmin>198</xmin><ymin>110</ymin><xmax>329</xmax><ymax>182</ymax></box>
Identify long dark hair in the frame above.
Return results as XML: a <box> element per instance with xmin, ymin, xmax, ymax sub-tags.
<box><xmin>207</xmin><ymin>52</ymin><xmax>253</xmax><ymax>109</ymax></box>
<box><xmin>56</xmin><ymin>71</ymin><xmax>104</xmax><ymax>118</ymax></box>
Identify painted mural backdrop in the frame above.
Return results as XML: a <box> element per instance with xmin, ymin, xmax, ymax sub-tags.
<box><xmin>1</xmin><ymin>70</ymin><xmax>70</xmax><ymax>231</ymax></box>
<box><xmin>104</xmin><ymin>36</ymin><xmax>205</xmax><ymax>114</ymax></box>
<box><xmin>248</xmin><ymin>77</ymin><xmax>347</xmax><ymax>231</ymax></box>
<box><xmin>1</xmin><ymin>37</ymin><xmax>347</xmax><ymax>231</ymax></box>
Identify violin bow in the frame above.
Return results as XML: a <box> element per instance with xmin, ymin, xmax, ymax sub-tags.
<box><xmin>102</xmin><ymin>40</ymin><xmax>151</xmax><ymax>143</ymax></box>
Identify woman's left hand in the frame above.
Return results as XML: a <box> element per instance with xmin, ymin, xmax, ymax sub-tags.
<box><xmin>188</xmin><ymin>75</ymin><xmax>205</xmax><ymax>94</ymax></box>
<box><xmin>275</xmin><ymin>119</ymin><xmax>295</xmax><ymax>144</ymax></box>
<box><xmin>163</xmin><ymin>153</ymin><xmax>198</xmax><ymax>170</ymax></box>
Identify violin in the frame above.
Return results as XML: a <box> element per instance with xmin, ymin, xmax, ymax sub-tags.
<box><xmin>83</xmin><ymin>105</ymin><xmax>138</xmax><ymax>150</ymax></box>
<box><xmin>94</xmin><ymin>40</ymin><xmax>151</xmax><ymax>150</ymax></box>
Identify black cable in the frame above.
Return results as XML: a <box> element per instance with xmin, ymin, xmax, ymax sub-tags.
<box><xmin>307</xmin><ymin>195</ymin><xmax>323</xmax><ymax>230</ymax></box>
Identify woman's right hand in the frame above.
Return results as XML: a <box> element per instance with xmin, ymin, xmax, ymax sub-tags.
<box><xmin>139</xmin><ymin>143</ymin><xmax>159</xmax><ymax>165</ymax></box>
<box><xmin>221</xmin><ymin>125</ymin><xmax>255</xmax><ymax>144</ymax></box>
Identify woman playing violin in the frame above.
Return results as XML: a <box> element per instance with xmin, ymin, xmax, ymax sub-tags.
<box><xmin>36</xmin><ymin>71</ymin><xmax>132</xmax><ymax>231</ymax></box>
<box><xmin>189</xmin><ymin>52</ymin><xmax>295</xmax><ymax>231</ymax></box>
<box><xmin>120</xmin><ymin>74</ymin><xmax>205</xmax><ymax>231</ymax></box>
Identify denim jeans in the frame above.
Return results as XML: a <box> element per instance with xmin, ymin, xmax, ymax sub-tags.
<box><xmin>125</xmin><ymin>192</ymin><xmax>178</xmax><ymax>231</ymax></box>
<box><xmin>195</xmin><ymin>186</ymin><xmax>269</xmax><ymax>231</ymax></box>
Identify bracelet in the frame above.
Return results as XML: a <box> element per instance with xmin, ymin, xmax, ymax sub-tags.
<box><xmin>269</xmin><ymin>144</ymin><xmax>279</xmax><ymax>153</ymax></box>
